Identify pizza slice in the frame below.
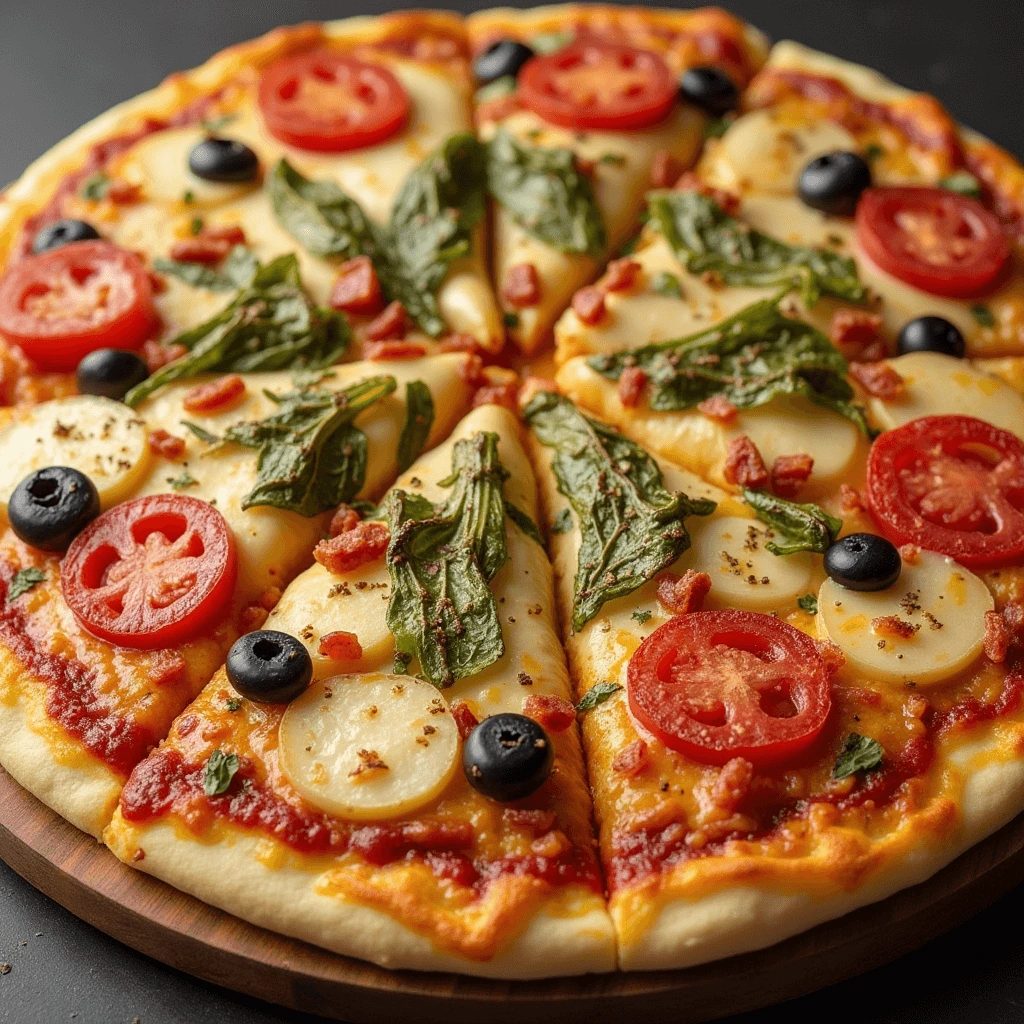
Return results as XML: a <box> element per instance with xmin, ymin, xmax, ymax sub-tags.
<box><xmin>524</xmin><ymin>388</ymin><xmax>1024</xmax><ymax>970</ymax></box>
<box><xmin>0</xmin><ymin>12</ymin><xmax>504</xmax><ymax>387</ymax></box>
<box><xmin>104</xmin><ymin>400</ymin><xmax>614</xmax><ymax>977</ymax></box>
<box><xmin>554</xmin><ymin>37</ymin><xmax>1024</xmax><ymax>378</ymax></box>
<box><xmin>0</xmin><ymin>352</ymin><xmax>474</xmax><ymax>836</ymax></box>
<box><xmin>467</xmin><ymin>5</ymin><xmax>768</xmax><ymax>353</ymax></box>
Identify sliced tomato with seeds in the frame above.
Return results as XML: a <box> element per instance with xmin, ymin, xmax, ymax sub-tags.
<box><xmin>258</xmin><ymin>50</ymin><xmax>410</xmax><ymax>152</ymax></box>
<box><xmin>61</xmin><ymin>494</ymin><xmax>237</xmax><ymax>650</ymax></box>
<box><xmin>518</xmin><ymin>42</ymin><xmax>677</xmax><ymax>131</ymax></box>
<box><xmin>856</xmin><ymin>187</ymin><xmax>1009</xmax><ymax>298</ymax></box>
<box><xmin>0</xmin><ymin>241</ymin><xmax>157</xmax><ymax>371</ymax></box>
<box><xmin>627</xmin><ymin>610</ymin><xmax>833</xmax><ymax>767</ymax></box>
<box><xmin>866</xmin><ymin>414</ymin><xmax>1024</xmax><ymax>569</ymax></box>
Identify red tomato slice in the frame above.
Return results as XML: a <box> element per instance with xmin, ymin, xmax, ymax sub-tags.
<box><xmin>61</xmin><ymin>494</ymin><xmax>237</xmax><ymax>650</ymax></box>
<box><xmin>856</xmin><ymin>186</ymin><xmax>1010</xmax><ymax>298</ymax></box>
<box><xmin>866</xmin><ymin>414</ymin><xmax>1024</xmax><ymax>569</ymax></box>
<box><xmin>518</xmin><ymin>41</ymin><xmax>677</xmax><ymax>131</ymax></box>
<box><xmin>0</xmin><ymin>240</ymin><xmax>157</xmax><ymax>372</ymax></box>
<box><xmin>258</xmin><ymin>50</ymin><xmax>410</xmax><ymax>152</ymax></box>
<box><xmin>627</xmin><ymin>610</ymin><xmax>833</xmax><ymax>767</ymax></box>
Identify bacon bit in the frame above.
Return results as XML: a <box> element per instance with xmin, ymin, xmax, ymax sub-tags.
<box><xmin>313</xmin><ymin>521</ymin><xmax>390</xmax><ymax>574</ymax></box>
<box><xmin>239</xmin><ymin>602</ymin><xmax>269</xmax><ymax>633</ymax></box>
<box><xmin>814</xmin><ymin>637</ymin><xmax>846</xmax><ymax>674</ymax></box>
<box><xmin>363</xmin><ymin>340</ymin><xmax>426</xmax><ymax>361</ymax></box>
<box><xmin>673</xmin><ymin>171</ymin><xmax>741</xmax><ymax>214</ymax></box>
<box><xmin>839</xmin><ymin>483</ymin><xmax>865</xmax><ymax>514</ymax></box>
<box><xmin>132</xmin><ymin>848</ymin><xmax>146</xmax><ymax>863</ymax></box>
<box><xmin>182</xmin><ymin>374</ymin><xmax>246</xmax><ymax>413</ymax></box>
<box><xmin>829</xmin><ymin>309</ymin><xmax>885</xmax><ymax>361</ymax></box>
<box><xmin>169</xmin><ymin>226</ymin><xmax>246</xmax><ymax>265</ymax></box>
<box><xmin>575</xmin><ymin>156</ymin><xmax>596</xmax><ymax>178</ymax></box>
<box><xmin>438</xmin><ymin>332</ymin><xmax>485</xmax><ymax>356</ymax></box>
<box><xmin>701</xmin><ymin>269</ymin><xmax>725</xmax><ymax>289</ymax></box>
<box><xmin>899</xmin><ymin>543</ymin><xmax>921</xmax><ymax>565</ymax></box>
<box><xmin>651</xmin><ymin>149</ymin><xmax>683</xmax><ymax>189</ymax></box>
<box><xmin>711</xmin><ymin>757</ymin><xmax>754</xmax><ymax>814</ymax></box>
<box><xmin>604</xmin><ymin>258</ymin><xmax>641</xmax><ymax>292</ymax></box>
<box><xmin>148</xmin><ymin>428</ymin><xmax>185</xmax><ymax>461</ymax></box>
<box><xmin>611</xmin><ymin>739</ymin><xmax>649</xmax><ymax>777</ymax></box>
<box><xmin>364</xmin><ymin>301</ymin><xmax>409</xmax><ymax>342</ymax></box>
<box><xmin>523</xmin><ymin>692</ymin><xmax>577</xmax><ymax>732</ymax></box>
<box><xmin>475</xmin><ymin>93</ymin><xmax>521</xmax><ymax>126</ymax></box>
<box><xmin>328</xmin><ymin>503</ymin><xmax>361</xmax><ymax>537</ymax></box>
<box><xmin>107</xmin><ymin>180</ymin><xmax>142</xmax><ymax>205</ymax></box>
<box><xmin>150</xmin><ymin>651</ymin><xmax>187</xmax><ymax>688</ymax></box>
<box><xmin>872</xmin><ymin>614</ymin><xmax>920</xmax><ymax>640</ymax></box>
<box><xmin>259</xmin><ymin>586</ymin><xmax>282</xmax><ymax>611</ymax></box>
<box><xmin>148</xmin><ymin>271</ymin><xmax>168</xmax><ymax>295</ymax></box>
<box><xmin>449</xmin><ymin>700</ymin><xmax>479</xmax><ymax>740</ymax></box>
<box><xmin>318</xmin><ymin>630</ymin><xmax>363</xmax><ymax>661</ymax></box>
<box><xmin>503</xmin><ymin>808</ymin><xmax>557</xmax><ymax>835</ymax></box>
<box><xmin>723</xmin><ymin>435</ymin><xmax>769</xmax><ymax>490</ymax></box>
<box><xmin>501</xmin><ymin>263</ymin><xmax>541</xmax><ymax>308</ymax></box>
<box><xmin>984</xmin><ymin>610</ymin><xmax>1010</xmax><ymax>663</ymax></box>
<box><xmin>770</xmin><ymin>452</ymin><xmax>814</xmax><ymax>499</ymax></box>
<box><xmin>657</xmin><ymin>569</ymin><xmax>712</xmax><ymax>615</ymax></box>
<box><xmin>142</xmin><ymin>340</ymin><xmax>186</xmax><ymax>374</ymax></box>
<box><xmin>1004</xmin><ymin>602</ymin><xmax>1024</xmax><ymax>637</ymax></box>
<box><xmin>472</xmin><ymin>382</ymin><xmax>518</xmax><ymax>411</ymax></box>
<box><xmin>849</xmin><ymin>360</ymin><xmax>906</xmax><ymax>399</ymax></box>
<box><xmin>617</xmin><ymin>366</ymin><xmax>648</xmax><ymax>408</ymax></box>
<box><xmin>572</xmin><ymin>286</ymin><xmax>606</xmax><ymax>326</ymax></box>
<box><xmin>697</xmin><ymin>394</ymin><xmax>738</xmax><ymax>423</ymax></box>
<box><xmin>330</xmin><ymin>256</ymin><xmax>384</xmax><ymax>316</ymax></box>
<box><xmin>458</xmin><ymin>353</ymin><xmax>486</xmax><ymax>387</ymax></box>
<box><xmin>177</xmin><ymin>714</ymin><xmax>199</xmax><ymax>737</ymax></box>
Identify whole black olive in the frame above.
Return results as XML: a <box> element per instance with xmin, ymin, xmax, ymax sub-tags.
<box><xmin>226</xmin><ymin>630</ymin><xmax>313</xmax><ymax>704</ymax></box>
<box><xmin>463</xmin><ymin>713</ymin><xmax>553</xmax><ymax>801</ymax></box>
<box><xmin>897</xmin><ymin>316</ymin><xmax>966</xmax><ymax>358</ymax></box>
<box><xmin>8</xmin><ymin>467</ymin><xmax>101</xmax><ymax>552</ymax></box>
<box><xmin>76</xmin><ymin>348</ymin><xmax>149</xmax><ymax>401</ymax></box>
<box><xmin>824</xmin><ymin>533</ymin><xmax>902</xmax><ymax>592</ymax></box>
<box><xmin>32</xmin><ymin>219</ymin><xmax>101</xmax><ymax>255</ymax></box>
<box><xmin>474</xmin><ymin>39</ymin><xmax>535</xmax><ymax>85</ymax></box>
<box><xmin>188</xmin><ymin>138</ymin><xmax>259</xmax><ymax>183</ymax></box>
<box><xmin>679</xmin><ymin>66</ymin><xmax>739</xmax><ymax>117</ymax></box>
<box><xmin>798</xmin><ymin>151</ymin><xmax>872</xmax><ymax>217</ymax></box>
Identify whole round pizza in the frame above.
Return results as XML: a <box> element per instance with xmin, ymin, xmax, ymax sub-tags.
<box><xmin>2</xmin><ymin>5</ymin><xmax>1024</xmax><ymax>981</ymax></box>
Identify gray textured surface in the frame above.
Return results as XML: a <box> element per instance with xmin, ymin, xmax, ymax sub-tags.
<box><xmin>2</xmin><ymin>1</ymin><xmax>1024</xmax><ymax>1021</ymax></box>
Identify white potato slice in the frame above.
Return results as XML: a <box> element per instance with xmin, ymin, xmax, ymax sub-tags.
<box><xmin>279</xmin><ymin>672</ymin><xmax>459</xmax><ymax>821</ymax></box>
<box><xmin>0</xmin><ymin>396</ymin><xmax>151</xmax><ymax>511</ymax></box>
<box><xmin>677</xmin><ymin>515</ymin><xmax>816</xmax><ymax>612</ymax></box>
<box><xmin>866</xmin><ymin>351</ymin><xmax>1024</xmax><ymax>437</ymax></box>
<box><xmin>817</xmin><ymin>550</ymin><xmax>993</xmax><ymax>684</ymax></box>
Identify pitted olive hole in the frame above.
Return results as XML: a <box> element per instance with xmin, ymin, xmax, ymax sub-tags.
<box><xmin>29</xmin><ymin>476</ymin><xmax>61</xmax><ymax>507</ymax></box>
<box><xmin>498</xmin><ymin>729</ymin><xmax>525</xmax><ymax>749</ymax></box>
<box><xmin>253</xmin><ymin>637</ymin><xmax>284</xmax><ymax>662</ymax></box>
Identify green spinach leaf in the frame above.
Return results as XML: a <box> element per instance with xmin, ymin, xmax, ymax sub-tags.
<box><xmin>397</xmin><ymin>380</ymin><xmax>434</xmax><ymax>472</ymax></box>
<box><xmin>588</xmin><ymin>295</ymin><xmax>872</xmax><ymax>435</ymax></box>
<box><xmin>486</xmin><ymin>127</ymin><xmax>605</xmax><ymax>257</ymax></box>
<box><xmin>383</xmin><ymin>431</ymin><xmax>510</xmax><ymax>687</ymax></box>
<box><xmin>646</xmin><ymin>189</ymin><xmax>865</xmax><ymax>306</ymax></box>
<box><xmin>267</xmin><ymin>133</ymin><xmax>487</xmax><ymax>336</ymax></box>
<box><xmin>224</xmin><ymin>375</ymin><xmax>396</xmax><ymax>516</ymax></box>
<box><xmin>742</xmin><ymin>488</ymin><xmax>843</xmax><ymax>556</ymax></box>
<box><xmin>152</xmin><ymin>246</ymin><xmax>259</xmax><ymax>293</ymax></box>
<box><xmin>525</xmin><ymin>391</ymin><xmax>715</xmax><ymax>630</ymax></box>
<box><xmin>833</xmin><ymin>733</ymin><xmax>884</xmax><ymax>779</ymax></box>
<box><xmin>203</xmin><ymin>749</ymin><xmax>239</xmax><ymax>796</ymax></box>
<box><xmin>125</xmin><ymin>254</ymin><xmax>350</xmax><ymax>407</ymax></box>
<box><xmin>504</xmin><ymin>500</ymin><xmax>543</xmax><ymax>545</ymax></box>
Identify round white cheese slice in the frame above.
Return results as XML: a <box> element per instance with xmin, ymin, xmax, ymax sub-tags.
<box><xmin>279</xmin><ymin>672</ymin><xmax>459</xmax><ymax>820</ymax></box>
<box><xmin>0</xmin><ymin>396</ymin><xmax>151</xmax><ymax>512</ymax></box>
<box><xmin>678</xmin><ymin>514</ymin><xmax>817</xmax><ymax>612</ymax></box>
<box><xmin>706</xmin><ymin>109</ymin><xmax>858</xmax><ymax>195</ymax></box>
<box><xmin>866</xmin><ymin>351</ymin><xmax>1024</xmax><ymax>438</ymax></box>
<box><xmin>817</xmin><ymin>550</ymin><xmax>993</xmax><ymax>684</ymax></box>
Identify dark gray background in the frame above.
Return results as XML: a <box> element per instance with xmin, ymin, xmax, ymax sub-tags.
<box><xmin>2</xmin><ymin>2</ymin><xmax>1024</xmax><ymax>1021</ymax></box>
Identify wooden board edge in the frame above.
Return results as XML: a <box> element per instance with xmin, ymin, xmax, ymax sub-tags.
<box><xmin>2</xmin><ymin>765</ymin><xmax>1024</xmax><ymax>1022</ymax></box>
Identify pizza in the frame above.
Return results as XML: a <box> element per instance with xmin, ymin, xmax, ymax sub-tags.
<box><xmin>3</xmin><ymin>5</ymin><xmax>1024</xmax><ymax>984</ymax></box>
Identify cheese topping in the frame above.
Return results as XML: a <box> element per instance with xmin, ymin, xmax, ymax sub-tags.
<box><xmin>279</xmin><ymin>672</ymin><xmax>460</xmax><ymax>820</ymax></box>
<box><xmin>817</xmin><ymin>550</ymin><xmax>993</xmax><ymax>684</ymax></box>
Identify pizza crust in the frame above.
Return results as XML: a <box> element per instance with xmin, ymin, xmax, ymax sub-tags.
<box><xmin>104</xmin><ymin>811</ymin><xmax>616</xmax><ymax>978</ymax></box>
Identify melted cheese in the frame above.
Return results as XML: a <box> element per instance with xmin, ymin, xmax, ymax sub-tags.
<box><xmin>279</xmin><ymin>672</ymin><xmax>460</xmax><ymax>820</ymax></box>
<box><xmin>817</xmin><ymin>550</ymin><xmax>993</xmax><ymax>684</ymax></box>
<box><xmin>485</xmin><ymin>105</ymin><xmax>705</xmax><ymax>353</ymax></box>
<box><xmin>132</xmin><ymin>354</ymin><xmax>472</xmax><ymax>603</ymax></box>
<box><xmin>0</xmin><ymin>396</ymin><xmax>151</xmax><ymax>513</ymax></box>
<box><xmin>556</xmin><ymin>357</ymin><xmax>867</xmax><ymax>498</ymax></box>
<box><xmin>106</xmin><ymin>62</ymin><xmax>502</xmax><ymax>349</ymax></box>
<box><xmin>866</xmin><ymin>351</ymin><xmax>1024</xmax><ymax>436</ymax></box>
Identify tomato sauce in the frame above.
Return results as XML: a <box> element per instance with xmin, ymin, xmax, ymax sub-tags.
<box><xmin>120</xmin><ymin>746</ymin><xmax>602</xmax><ymax>893</ymax></box>
<box><xmin>0</xmin><ymin>568</ymin><xmax>155</xmax><ymax>775</ymax></box>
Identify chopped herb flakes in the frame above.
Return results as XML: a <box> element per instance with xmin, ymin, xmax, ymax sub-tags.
<box><xmin>971</xmin><ymin>303</ymin><xmax>995</xmax><ymax>328</ymax></box>
<box><xmin>203</xmin><ymin>749</ymin><xmax>239</xmax><ymax>796</ymax></box>
<box><xmin>651</xmin><ymin>271</ymin><xmax>682</xmax><ymax>298</ymax></box>
<box><xmin>797</xmin><ymin>593</ymin><xmax>819</xmax><ymax>615</ymax></box>
<box><xmin>7</xmin><ymin>568</ymin><xmax>46</xmax><ymax>602</ymax></box>
<box><xmin>833</xmin><ymin>733</ymin><xmax>884</xmax><ymax>779</ymax></box>
<box><xmin>551</xmin><ymin>507</ymin><xmax>574</xmax><ymax>534</ymax></box>
<box><xmin>577</xmin><ymin>681</ymin><xmax>622</xmax><ymax>712</ymax></box>
<box><xmin>632</xmin><ymin>609</ymin><xmax>652</xmax><ymax>624</ymax></box>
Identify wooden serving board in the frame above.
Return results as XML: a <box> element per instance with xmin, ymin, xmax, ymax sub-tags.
<box><xmin>1</xmin><ymin>764</ymin><xmax>1022</xmax><ymax>1024</ymax></box>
